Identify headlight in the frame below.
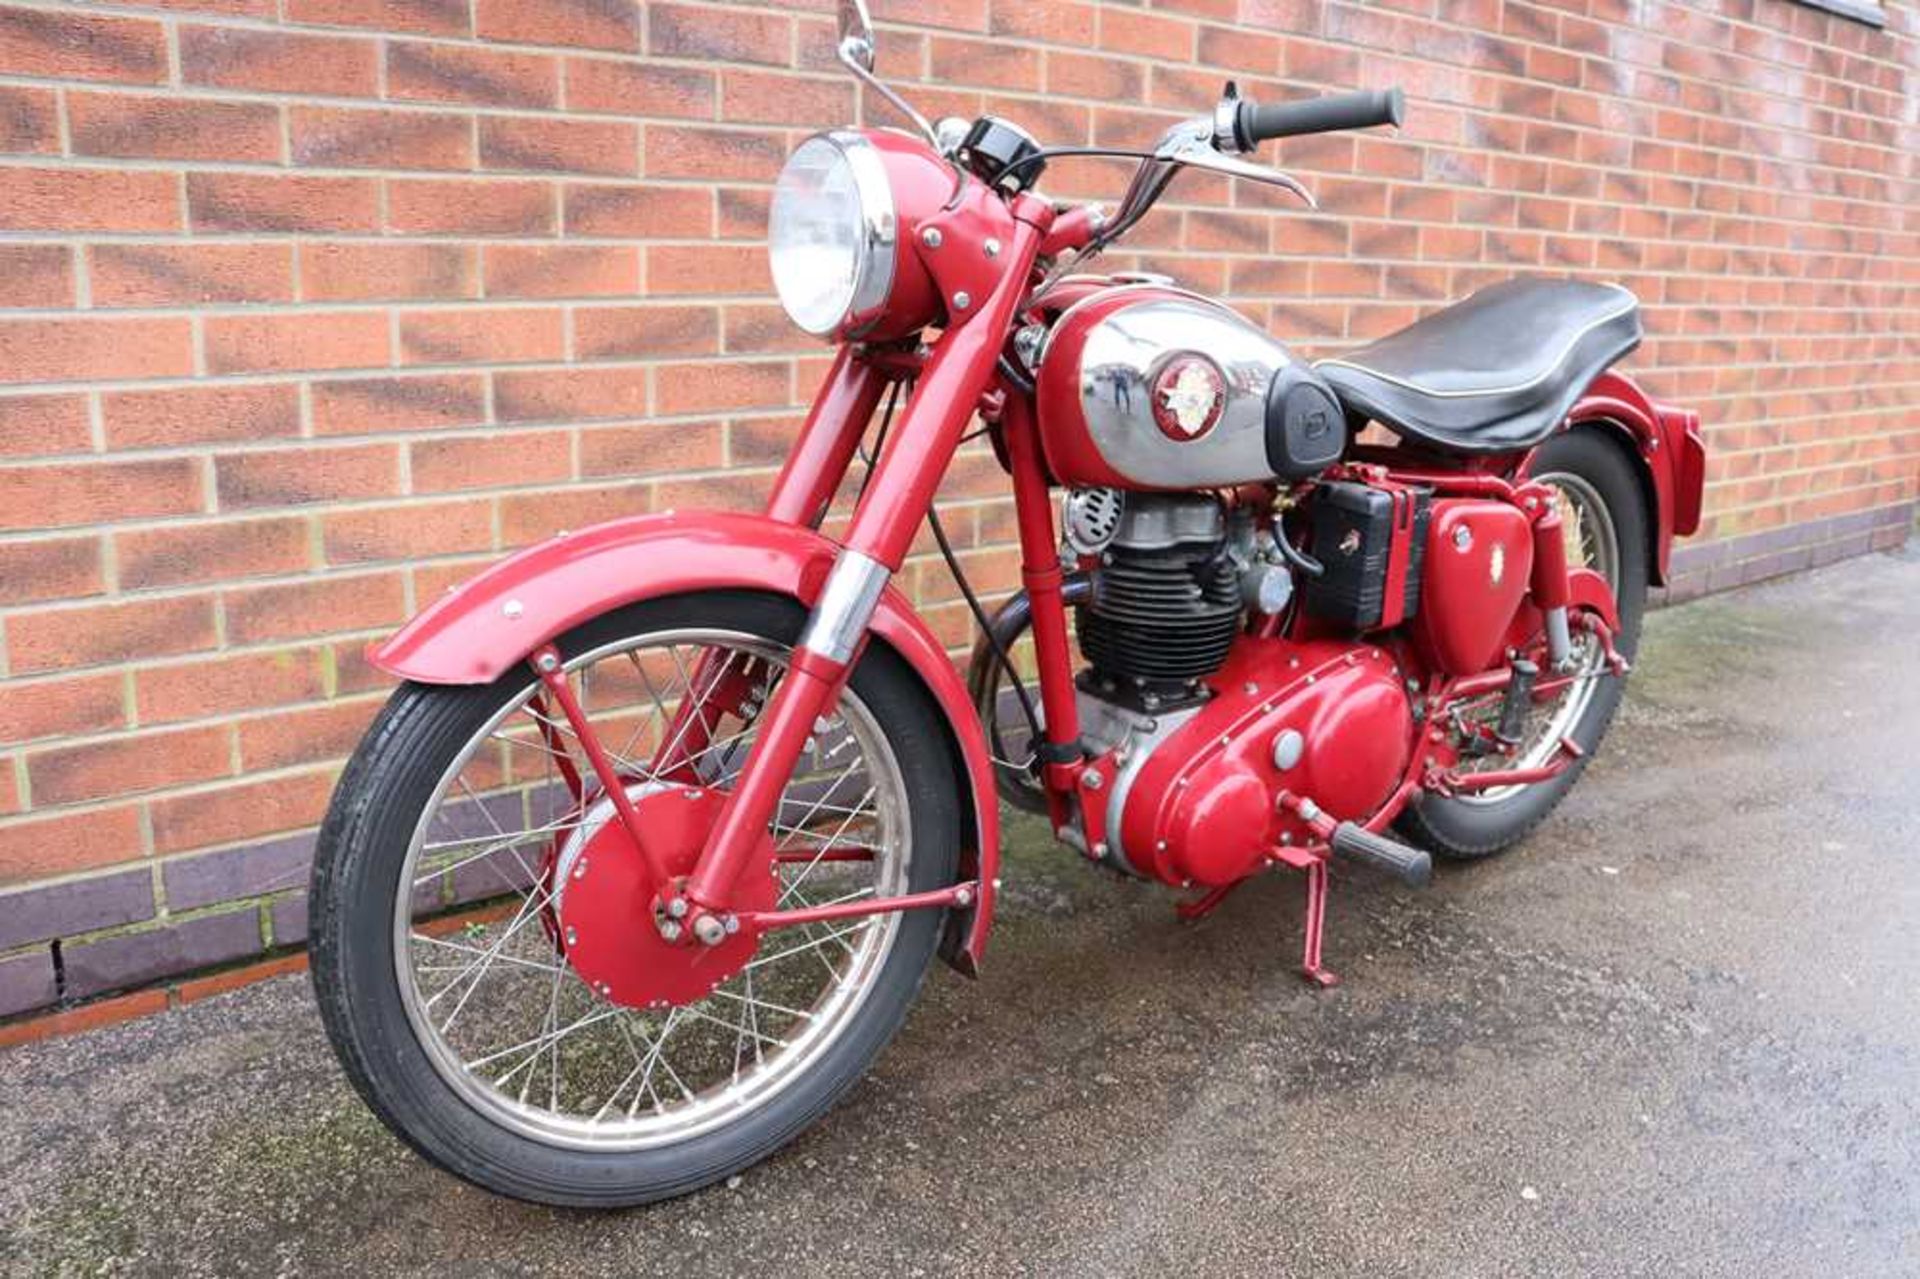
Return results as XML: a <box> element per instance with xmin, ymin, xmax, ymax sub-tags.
<box><xmin>769</xmin><ymin>132</ymin><xmax>896</xmax><ymax>337</ymax></box>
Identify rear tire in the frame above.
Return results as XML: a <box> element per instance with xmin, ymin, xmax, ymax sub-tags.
<box><xmin>310</xmin><ymin>590</ymin><xmax>962</xmax><ymax>1207</ymax></box>
<box><xmin>1396</xmin><ymin>426</ymin><xmax>1649</xmax><ymax>860</ymax></box>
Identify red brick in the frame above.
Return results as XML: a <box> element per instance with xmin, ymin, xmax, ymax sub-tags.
<box><xmin>1044</xmin><ymin>50</ymin><xmax>1145</xmax><ymax>100</ymax></box>
<box><xmin>179</xmin><ymin>25</ymin><xmax>379</xmax><ymax>97</ymax></box>
<box><xmin>0</xmin><ymin>9</ymin><xmax>166</xmax><ymax>84</ymax></box>
<box><xmin>648</xmin><ymin>4</ymin><xmax>790</xmax><ymax>66</ymax></box>
<box><xmin>1099</xmin><ymin>8</ymin><xmax>1192</xmax><ymax>58</ymax></box>
<box><xmin>0</xmin><ymin>672</ymin><xmax>125</xmax><ymax>744</ymax></box>
<box><xmin>645</xmin><ymin>125</ymin><xmax>787</xmax><ymax>183</ymax></box>
<box><xmin>0</xmin><ymin>318</ymin><xmax>192</xmax><ymax>385</ymax></box>
<box><xmin>135</xmin><ymin>649</ymin><xmax>326</xmax><ymax>725</ymax></box>
<box><xmin>564</xmin><ymin>58</ymin><xmax>715</xmax><ymax>117</ymax></box>
<box><xmin>398</xmin><ymin>308</ymin><xmax>565</xmax><ymax>365</ymax></box>
<box><xmin>7</xmin><ymin>595</ymin><xmax>218</xmax><ymax>675</ymax></box>
<box><xmin>29</xmin><ymin>725</ymin><xmax>231</xmax><ymax>807</ymax></box>
<box><xmin>479</xmin><ymin>116</ymin><xmax>637</xmax><ymax>176</ymax></box>
<box><xmin>720</xmin><ymin>70</ymin><xmax>854</xmax><ymax>126</ymax></box>
<box><xmin>575</xmin><ymin>305</ymin><xmax>720</xmax><ymax>360</ymax></box>
<box><xmin>387</xmin><ymin>179</ymin><xmax>555</xmax><ymax>236</ymax></box>
<box><xmin>291</xmin><ymin>104</ymin><xmax>473</xmax><ymax>171</ymax></box>
<box><xmin>0</xmin><ymin>168</ymin><xmax>178</xmax><ymax>234</ymax></box>
<box><xmin>69</xmin><ymin>91</ymin><xmax>281</xmax><ymax>164</ymax></box>
<box><xmin>322</xmin><ymin>498</ymin><xmax>493</xmax><ymax>565</ymax></box>
<box><xmin>285</xmin><ymin>0</ymin><xmax>469</xmax><ymax>37</ymax></box>
<box><xmin>90</xmin><ymin>244</ymin><xmax>294</xmax><ymax>309</ymax></box>
<box><xmin>117</xmin><ymin>517</ymin><xmax>311</xmax><ymax>591</ymax></box>
<box><xmin>223</xmin><ymin>571</ymin><xmax>406</xmax><ymax>645</ymax></box>
<box><xmin>563</xmin><ymin>184</ymin><xmax>712</xmax><ymax>238</ymax></box>
<box><xmin>301</xmin><ymin>242</ymin><xmax>476</xmax><ymax>304</ymax></box>
<box><xmin>654</xmin><ymin>360</ymin><xmax>790</xmax><ymax>416</ymax></box>
<box><xmin>0</xmin><ymin>395</ymin><xmax>90</xmax><ymax>459</ymax></box>
<box><xmin>644</xmin><ymin>245</ymin><xmax>768</xmax><ymax>296</ymax></box>
<box><xmin>0</xmin><ymin>85</ymin><xmax>58</xmax><ymax>154</ymax></box>
<box><xmin>482</xmin><ymin>245</ymin><xmax>640</xmax><ymax>299</ymax></box>
<box><xmin>410</xmin><ymin>430</ymin><xmax>571</xmax><ymax>493</ymax></box>
<box><xmin>236</xmin><ymin>698</ymin><xmax>378</xmax><ymax>771</ymax></box>
<box><xmin>0</xmin><ymin>536</ymin><xmax>104</xmax><ymax>606</ymax></box>
<box><xmin>204</xmin><ymin>312</ymin><xmax>391</xmax><ymax>376</ymax></box>
<box><xmin>149</xmin><ymin>770</ymin><xmax>335</xmax><ymax>856</ymax></box>
<box><xmin>931</xmin><ymin>37</ymin><xmax>1040</xmax><ymax>91</ymax></box>
<box><xmin>495</xmin><ymin>366</ymin><xmax>648</xmax><ymax>423</ymax></box>
<box><xmin>716</xmin><ymin>188</ymin><xmax>772</xmax><ymax>240</ymax></box>
<box><xmin>990</xmin><ymin>1</ymin><xmax>1095</xmax><ymax>42</ymax></box>
<box><xmin>189</xmin><ymin>173</ymin><xmax>379</xmax><ymax>234</ymax></box>
<box><xmin>722</xmin><ymin>304</ymin><xmax>817</xmax><ymax>355</ymax></box>
<box><xmin>388</xmin><ymin>40</ymin><xmax>557</xmax><ymax>109</ymax></box>
<box><xmin>215</xmin><ymin>444</ymin><xmax>400</xmax><ymax>510</ymax></box>
<box><xmin>0</xmin><ymin>458</ymin><xmax>206</xmax><ymax>530</ymax></box>
<box><xmin>0</xmin><ymin>805</ymin><xmax>146</xmax><ymax>885</ymax></box>
<box><xmin>579</xmin><ymin>420</ymin><xmax>723</xmax><ymax>478</ymax></box>
<box><xmin>102</xmin><ymin>383</ymin><xmax>301</xmax><ymax>451</ymax></box>
<box><xmin>310</xmin><ymin>374</ymin><xmax>487</xmax><ymax>435</ymax></box>
<box><xmin>177</xmin><ymin>953</ymin><xmax>309</xmax><ymax>1007</ymax></box>
<box><xmin>0</xmin><ymin>245</ymin><xmax>72</xmax><ymax>308</ymax></box>
<box><xmin>500</xmin><ymin>481</ymin><xmax>649</xmax><ymax>545</ymax></box>
<box><xmin>476</xmin><ymin>0</ymin><xmax>638</xmax><ymax>52</ymax></box>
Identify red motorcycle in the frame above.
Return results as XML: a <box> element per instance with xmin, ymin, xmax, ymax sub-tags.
<box><xmin>311</xmin><ymin>1</ymin><xmax>1705</xmax><ymax>1206</ymax></box>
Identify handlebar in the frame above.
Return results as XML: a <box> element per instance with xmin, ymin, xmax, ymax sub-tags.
<box><xmin>1232</xmin><ymin>88</ymin><xmax>1405</xmax><ymax>148</ymax></box>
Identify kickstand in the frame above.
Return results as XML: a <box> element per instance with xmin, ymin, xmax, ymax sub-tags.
<box><xmin>1299</xmin><ymin>859</ymin><xmax>1339</xmax><ymax>987</ymax></box>
<box><xmin>1270</xmin><ymin>843</ymin><xmax>1340</xmax><ymax>988</ymax></box>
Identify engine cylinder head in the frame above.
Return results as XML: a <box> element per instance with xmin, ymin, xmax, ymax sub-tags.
<box><xmin>1078</xmin><ymin>495</ymin><xmax>1240</xmax><ymax>693</ymax></box>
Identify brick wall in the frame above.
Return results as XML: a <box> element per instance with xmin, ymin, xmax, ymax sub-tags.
<box><xmin>0</xmin><ymin>0</ymin><xmax>1914</xmax><ymax>1020</ymax></box>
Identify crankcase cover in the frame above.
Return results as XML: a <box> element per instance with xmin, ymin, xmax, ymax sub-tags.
<box><xmin>1035</xmin><ymin>286</ymin><xmax>1341</xmax><ymax>490</ymax></box>
<box><xmin>1117</xmin><ymin>638</ymin><xmax>1413</xmax><ymax>886</ymax></box>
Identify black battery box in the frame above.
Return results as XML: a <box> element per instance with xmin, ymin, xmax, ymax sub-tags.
<box><xmin>1302</xmin><ymin>480</ymin><xmax>1430</xmax><ymax>630</ymax></box>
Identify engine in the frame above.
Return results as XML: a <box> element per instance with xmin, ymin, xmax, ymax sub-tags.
<box><xmin>1066</xmin><ymin>490</ymin><xmax>1416</xmax><ymax>887</ymax></box>
<box><xmin>1075</xmin><ymin>494</ymin><xmax>1243</xmax><ymax>703</ymax></box>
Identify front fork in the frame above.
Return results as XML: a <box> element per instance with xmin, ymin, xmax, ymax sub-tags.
<box><xmin>646</xmin><ymin>200</ymin><xmax>1054</xmax><ymax>944</ymax></box>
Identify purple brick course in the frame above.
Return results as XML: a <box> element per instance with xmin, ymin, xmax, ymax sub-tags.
<box><xmin>270</xmin><ymin>894</ymin><xmax>309</xmax><ymax>948</ymax></box>
<box><xmin>0</xmin><ymin>868</ymin><xmax>156</xmax><ymax>951</ymax></box>
<box><xmin>0</xmin><ymin>947</ymin><xmax>58</xmax><ymax>1018</ymax></box>
<box><xmin>62</xmin><ymin>908</ymin><xmax>265</xmax><ymax>1001</ymax></box>
<box><xmin>162</xmin><ymin>831</ymin><xmax>316</xmax><ymax>912</ymax></box>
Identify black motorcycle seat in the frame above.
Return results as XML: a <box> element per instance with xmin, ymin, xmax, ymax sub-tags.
<box><xmin>1314</xmin><ymin>279</ymin><xmax>1642</xmax><ymax>454</ymax></box>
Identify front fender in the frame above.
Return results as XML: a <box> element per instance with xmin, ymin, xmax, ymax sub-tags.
<box><xmin>370</xmin><ymin>510</ymin><xmax>1000</xmax><ymax>974</ymax></box>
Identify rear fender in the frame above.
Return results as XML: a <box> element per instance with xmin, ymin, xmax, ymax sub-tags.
<box><xmin>1563</xmin><ymin>370</ymin><xmax>1706</xmax><ymax>584</ymax></box>
<box><xmin>370</xmin><ymin>510</ymin><xmax>1000</xmax><ymax>974</ymax></box>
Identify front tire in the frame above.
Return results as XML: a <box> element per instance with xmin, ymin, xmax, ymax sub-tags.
<box><xmin>1397</xmin><ymin>426</ymin><xmax>1649</xmax><ymax>860</ymax></box>
<box><xmin>310</xmin><ymin>591</ymin><xmax>961</xmax><ymax>1207</ymax></box>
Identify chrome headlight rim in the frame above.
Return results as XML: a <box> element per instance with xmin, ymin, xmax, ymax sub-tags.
<box><xmin>772</xmin><ymin>130</ymin><xmax>898</xmax><ymax>338</ymax></box>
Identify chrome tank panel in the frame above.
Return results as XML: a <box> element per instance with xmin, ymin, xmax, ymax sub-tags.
<box><xmin>1035</xmin><ymin>288</ymin><xmax>1305</xmax><ymax>490</ymax></box>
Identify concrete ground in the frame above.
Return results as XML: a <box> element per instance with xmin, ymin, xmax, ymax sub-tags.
<box><xmin>3</xmin><ymin>547</ymin><xmax>1917</xmax><ymax>1277</ymax></box>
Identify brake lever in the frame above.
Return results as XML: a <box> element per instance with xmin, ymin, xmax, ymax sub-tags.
<box><xmin>1158</xmin><ymin>126</ymin><xmax>1317</xmax><ymax>210</ymax></box>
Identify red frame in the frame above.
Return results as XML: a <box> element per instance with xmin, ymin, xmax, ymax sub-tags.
<box><xmin>365</xmin><ymin>124</ymin><xmax>1703</xmax><ymax>988</ymax></box>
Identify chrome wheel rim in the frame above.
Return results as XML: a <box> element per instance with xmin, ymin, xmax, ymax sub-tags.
<box><xmin>1455</xmin><ymin>470</ymin><xmax>1619</xmax><ymax>805</ymax></box>
<box><xmin>392</xmin><ymin>627</ymin><xmax>910</xmax><ymax>1151</ymax></box>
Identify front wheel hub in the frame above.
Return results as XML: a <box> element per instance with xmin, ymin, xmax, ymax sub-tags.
<box><xmin>554</xmin><ymin>784</ymin><xmax>775</xmax><ymax>1009</ymax></box>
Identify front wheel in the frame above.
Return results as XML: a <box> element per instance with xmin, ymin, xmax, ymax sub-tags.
<box><xmin>309</xmin><ymin>590</ymin><xmax>961</xmax><ymax>1207</ymax></box>
<box><xmin>1398</xmin><ymin>426</ymin><xmax>1650</xmax><ymax>860</ymax></box>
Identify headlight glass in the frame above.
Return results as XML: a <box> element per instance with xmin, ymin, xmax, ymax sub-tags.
<box><xmin>769</xmin><ymin>133</ymin><xmax>895</xmax><ymax>337</ymax></box>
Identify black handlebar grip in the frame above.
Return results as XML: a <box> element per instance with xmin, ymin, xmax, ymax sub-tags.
<box><xmin>1236</xmin><ymin>88</ymin><xmax>1405</xmax><ymax>147</ymax></box>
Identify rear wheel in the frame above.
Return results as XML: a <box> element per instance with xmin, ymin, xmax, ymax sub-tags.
<box><xmin>310</xmin><ymin>591</ymin><xmax>961</xmax><ymax>1206</ymax></box>
<box><xmin>1398</xmin><ymin>427</ymin><xmax>1649</xmax><ymax>860</ymax></box>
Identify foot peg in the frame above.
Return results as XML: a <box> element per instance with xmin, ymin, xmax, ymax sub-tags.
<box><xmin>1329</xmin><ymin>822</ymin><xmax>1432</xmax><ymax>888</ymax></box>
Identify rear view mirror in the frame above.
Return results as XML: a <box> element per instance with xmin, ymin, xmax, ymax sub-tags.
<box><xmin>838</xmin><ymin>0</ymin><xmax>876</xmax><ymax>71</ymax></box>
